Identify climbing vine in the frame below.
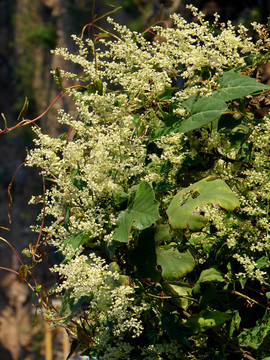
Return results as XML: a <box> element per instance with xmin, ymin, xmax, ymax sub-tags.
<box><xmin>1</xmin><ymin>5</ymin><xmax>270</xmax><ymax>359</ymax></box>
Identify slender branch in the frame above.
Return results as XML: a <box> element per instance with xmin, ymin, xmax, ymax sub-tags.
<box><xmin>0</xmin><ymin>236</ymin><xmax>50</xmax><ymax>307</ymax></box>
<box><xmin>210</xmin><ymin>329</ymin><xmax>256</xmax><ymax>360</ymax></box>
<box><xmin>0</xmin><ymin>266</ymin><xmax>21</xmax><ymax>277</ymax></box>
<box><xmin>146</xmin><ymin>292</ymin><xmax>198</xmax><ymax>302</ymax></box>
<box><xmin>33</xmin><ymin>174</ymin><xmax>46</xmax><ymax>255</ymax></box>
<box><xmin>8</xmin><ymin>161</ymin><xmax>26</xmax><ymax>223</ymax></box>
<box><xmin>224</xmin><ymin>110</ymin><xmax>260</xmax><ymax>135</ymax></box>
<box><xmin>0</xmin><ymin>266</ymin><xmax>35</xmax><ymax>292</ymax></box>
<box><xmin>0</xmin><ymin>226</ymin><xmax>9</xmax><ymax>231</ymax></box>
<box><xmin>0</xmin><ymin>85</ymin><xmax>82</xmax><ymax>136</ymax></box>
<box><xmin>0</xmin><ymin>236</ymin><xmax>27</xmax><ymax>268</ymax></box>
<box><xmin>213</xmin><ymin>148</ymin><xmax>251</xmax><ymax>168</ymax></box>
<box><xmin>219</xmin><ymin>289</ymin><xmax>269</xmax><ymax>310</ymax></box>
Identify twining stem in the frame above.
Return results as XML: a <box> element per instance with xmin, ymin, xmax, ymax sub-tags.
<box><xmin>32</xmin><ymin>174</ymin><xmax>46</xmax><ymax>255</ymax></box>
<box><xmin>0</xmin><ymin>236</ymin><xmax>50</xmax><ymax>308</ymax></box>
<box><xmin>219</xmin><ymin>289</ymin><xmax>269</xmax><ymax>310</ymax></box>
<box><xmin>8</xmin><ymin>161</ymin><xmax>26</xmax><ymax>223</ymax></box>
<box><xmin>146</xmin><ymin>292</ymin><xmax>198</xmax><ymax>303</ymax></box>
<box><xmin>224</xmin><ymin>110</ymin><xmax>260</xmax><ymax>135</ymax></box>
<box><xmin>0</xmin><ymin>266</ymin><xmax>50</xmax><ymax>310</ymax></box>
<box><xmin>0</xmin><ymin>266</ymin><xmax>35</xmax><ymax>292</ymax></box>
<box><xmin>0</xmin><ymin>85</ymin><xmax>83</xmax><ymax>136</ymax></box>
<box><xmin>210</xmin><ymin>329</ymin><xmax>256</xmax><ymax>360</ymax></box>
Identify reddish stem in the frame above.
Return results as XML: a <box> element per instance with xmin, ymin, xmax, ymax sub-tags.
<box><xmin>33</xmin><ymin>175</ymin><xmax>46</xmax><ymax>255</ymax></box>
<box><xmin>8</xmin><ymin>161</ymin><xmax>26</xmax><ymax>223</ymax></box>
<box><xmin>0</xmin><ymin>237</ymin><xmax>50</xmax><ymax>303</ymax></box>
<box><xmin>0</xmin><ymin>85</ymin><xmax>82</xmax><ymax>135</ymax></box>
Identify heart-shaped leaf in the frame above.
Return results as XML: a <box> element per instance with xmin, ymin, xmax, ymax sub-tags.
<box><xmin>197</xmin><ymin>268</ymin><xmax>225</xmax><ymax>283</ymax></box>
<box><xmin>213</xmin><ymin>69</ymin><xmax>270</xmax><ymax>102</ymax></box>
<box><xmin>129</xmin><ymin>228</ymin><xmax>161</xmax><ymax>281</ymax></box>
<box><xmin>114</xmin><ymin>181</ymin><xmax>160</xmax><ymax>242</ymax></box>
<box><xmin>156</xmin><ymin>247</ymin><xmax>195</xmax><ymax>281</ymax></box>
<box><xmin>163</xmin><ymin>282</ymin><xmax>193</xmax><ymax>309</ymax></box>
<box><xmin>167</xmin><ymin>176</ymin><xmax>240</xmax><ymax>231</ymax></box>
<box><xmin>178</xmin><ymin>96</ymin><xmax>227</xmax><ymax>133</ymax></box>
<box><xmin>186</xmin><ymin>310</ymin><xmax>231</xmax><ymax>333</ymax></box>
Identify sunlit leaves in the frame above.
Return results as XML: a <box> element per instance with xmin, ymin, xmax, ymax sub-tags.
<box><xmin>163</xmin><ymin>282</ymin><xmax>193</xmax><ymax>309</ymax></box>
<box><xmin>130</xmin><ymin>225</ymin><xmax>195</xmax><ymax>281</ymax></box>
<box><xmin>113</xmin><ymin>182</ymin><xmax>160</xmax><ymax>242</ymax></box>
<box><xmin>197</xmin><ymin>268</ymin><xmax>226</xmax><ymax>283</ymax></box>
<box><xmin>17</xmin><ymin>97</ymin><xmax>29</xmax><ymax>121</ymax></box>
<box><xmin>167</xmin><ymin>176</ymin><xmax>240</xmax><ymax>231</ymax></box>
<box><xmin>213</xmin><ymin>69</ymin><xmax>270</xmax><ymax>102</ymax></box>
<box><xmin>186</xmin><ymin>310</ymin><xmax>232</xmax><ymax>333</ymax></box>
<box><xmin>173</xmin><ymin>70</ymin><xmax>270</xmax><ymax>133</ymax></box>
<box><xmin>238</xmin><ymin>313</ymin><xmax>270</xmax><ymax>351</ymax></box>
<box><xmin>179</xmin><ymin>96</ymin><xmax>227</xmax><ymax>133</ymax></box>
<box><xmin>12</xmin><ymin>8</ymin><xmax>270</xmax><ymax>360</ymax></box>
<box><xmin>53</xmin><ymin>66</ymin><xmax>63</xmax><ymax>89</ymax></box>
<box><xmin>156</xmin><ymin>247</ymin><xmax>195</xmax><ymax>281</ymax></box>
<box><xmin>63</xmin><ymin>232</ymin><xmax>91</xmax><ymax>250</ymax></box>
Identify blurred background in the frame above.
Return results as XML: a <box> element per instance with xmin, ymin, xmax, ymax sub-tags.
<box><xmin>0</xmin><ymin>0</ymin><xmax>269</xmax><ymax>359</ymax></box>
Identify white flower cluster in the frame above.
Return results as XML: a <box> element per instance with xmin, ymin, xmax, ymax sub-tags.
<box><xmin>97</xmin><ymin>342</ymin><xmax>133</xmax><ymax>360</ymax></box>
<box><xmin>53</xmin><ymin>253</ymin><xmax>148</xmax><ymax>346</ymax></box>
<box><xmin>190</xmin><ymin>117</ymin><xmax>270</xmax><ymax>283</ymax></box>
<box><xmin>27</xmin><ymin>6</ymin><xmax>269</xmax><ymax>259</ymax></box>
<box><xmin>53</xmin><ymin>254</ymin><xmax>117</xmax><ymax>300</ymax></box>
<box><xmin>145</xmin><ymin>132</ymin><xmax>187</xmax><ymax>185</ymax></box>
<box><xmin>234</xmin><ymin>253</ymin><xmax>267</xmax><ymax>284</ymax></box>
<box><xmin>141</xmin><ymin>342</ymin><xmax>184</xmax><ymax>360</ymax></box>
<box><xmin>25</xmin><ymin>5</ymin><xmax>270</xmax><ymax>356</ymax></box>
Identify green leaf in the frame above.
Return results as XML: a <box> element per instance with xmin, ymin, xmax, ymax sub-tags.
<box><xmin>22</xmin><ymin>248</ymin><xmax>32</xmax><ymax>258</ymax></box>
<box><xmin>154</xmin><ymin>224</ymin><xmax>171</xmax><ymax>245</ymax></box>
<box><xmin>238</xmin><ymin>313</ymin><xmax>270</xmax><ymax>350</ymax></box>
<box><xmin>113</xmin><ymin>190</ymin><xmax>128</xmax><ymax>208</ymax></box>
<box><xmin>63</xmin><ymin>232</ymin><xmax>90</xmax><ymax>250</ymax></box>
<box><xmin>161</xmin><ymin>312</ymin><xmax>193</xmax><ymax>342</ymax></box>
<box><xmin>17</xmin><ymin>97</ymin><xmax>29</xmax><ymax>121</ymax></box>
<box><xmin>213</xmin><ymin>69</ymin><xmax>270</xmax><ymax>102</ymax></box>
<box><xmin>129</xmin><ymin>228</ymin><xmax>161</xmax><ymax>281</ymax></box>
<box><xmin>256</xmin><ymin>256</ymin><xmax>269</xmax><ymax>269</ymax></box>
<box><xmin>181</xmin><ymin>94</ymin><xmax>199</xmax><ymax>113</ymax></box>
<box><xmin>163</xmin><ymin>282</ymin><xmax>193</xmax><ymax>309</ymax></box>
<box><xmin>113</xmin><ymin>181</ymin><xmax>160</xmax><ymax>242</ymax></box>
<box><xmin>71</xmin><ymin>168</ymin><xmax>87</xmax><ymax>190</ymax></box>
<box><xmin>157</xmin><ymin>85</ymin><xmax>178</xmax><ymax>100</ymax></box>
<box><xmin>87</xmin><ymin>80</ymin><xmax>103</xmax><ymax>95</ymax></box>
<box><xmin>53</xmin><ymin>66</ymin><xmax>63</xmax><ymax>89</ymax></box>
<box><xmin>178</xmin><ymin>96</ymin><xmax>227</xmax><ymax>133</ymax></box>
<box><xmin>60</xmin><ymin>294</ymin><xmax>91</xmax><ymax>324</ymax></box>
<box><xmin>19</xmin><ymin>265</ymin><xmax>28</xmax><ymax>280</ymax></box>
<box><xmin>197</xmin><ymin>268</ymin><xmax>225</xmax><ymax>283</ymax></box>
<box><xmin>167</xmin><ymin>176</ymin><xmax>240</xmax><ymax>231</ymax></box>
<box><xmin>186</xmin><ymin>310</ymin><xmax>231</xmax><ymax>333</ymax></box>
<box><xmin>106</xmin><ymin>262</ymin><xmax>130</xmax><ymax>288</ymax></box>
<box><xmin>228</xmin><ymin>310</ymin><xmax>241</xmax><ymax>337</ymax></box>
<box><xmin>156</xmin><ymin>247</ymin><xmax>195</xmax><ymax>281</ymax></box>
<box><xmin>177</xmin><ymin>70</ymin><xmax>270</xmax><ymax>133</ymax></box>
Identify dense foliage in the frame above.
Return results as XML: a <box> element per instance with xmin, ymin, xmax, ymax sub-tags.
<box><xmin>2</xmin><ymin>5</ymin><xmax>270</xmax><ymax>359</ymax></box>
